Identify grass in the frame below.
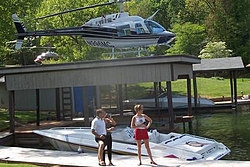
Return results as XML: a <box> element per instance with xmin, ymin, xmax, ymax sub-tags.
<box><xmin>195</xmin><ymin>77</ymin><xmax>250</xmax><ymax>98</ymax></box>
<box><xmin>0</xmin><ymin>110</ymin><xmax>50</xmax><ymax>131</ymax></box>
<box><xmin>126</xmin><ymin>77</ymin><xmax>250</xmax><ymax>99</ymax></box>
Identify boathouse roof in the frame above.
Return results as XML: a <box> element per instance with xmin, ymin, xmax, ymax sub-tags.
<box><xmin>193</xmin><ymin>56</ymin><xmax>244</xmax><ymax>72</ymax></box>
<box><xmin>0</xmin><ymin>55</ymin><xmax>200</xmax><ymax>91</ymax></box>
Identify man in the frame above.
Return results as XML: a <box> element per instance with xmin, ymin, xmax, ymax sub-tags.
<box><xmin>91</xmin><ymin>109</ymin><xmax>107</xmax><ymax>166</ymax></box>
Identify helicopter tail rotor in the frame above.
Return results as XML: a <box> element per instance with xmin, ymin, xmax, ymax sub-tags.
<box><xmin>12</xmin><ymin>14</ymin><xmax>27</xmax><ymax>49</ymax></box>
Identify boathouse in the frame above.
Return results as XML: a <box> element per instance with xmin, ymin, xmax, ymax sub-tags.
<box><xmin>0</xmin><ymin>55</ymin><xmax>200</xmax><ymax>133</ymax></box>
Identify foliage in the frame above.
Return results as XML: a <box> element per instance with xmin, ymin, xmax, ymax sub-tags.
<box><xmin>0</xmin><ymin>0</ymin><xmax>42</xmax><ymax>65</ymax></box>
<box><xmin>0</xmin><ymin>0</ymin><xmax>250</xmax><ymax>65</ymax></box>
<box><xmin>199</xmin><ymin>41</ymin><xmax>232</xmax><ymax>59</ymax></box>
<box><xmin>178</xmin><ymin>0</ymin><xmax>208</xmax><ymax>24</ymax></box>
<box><xmin>204</xmin><ymin>0</ymin><xmax>250</xmax><ymax>64</ymax></box>
<box><xmin>166</xmin><ymin>23</ymin><xmax>206</xmax><ymax>55</ymax></box>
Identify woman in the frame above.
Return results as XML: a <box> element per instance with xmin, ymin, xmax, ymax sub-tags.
<box><xmin>130</xmin><ymin>104</ymin><xmax>157</xmax><ymax>166</ymax></box>
<box><xmin>102</xmin><ymin>113</ymin><xmax>117</xmax><ymax>166</ymax></box>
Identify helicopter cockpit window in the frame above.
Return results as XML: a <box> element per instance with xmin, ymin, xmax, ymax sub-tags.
<box><xmin>135</xmin><ymin>23</ymin><xmax>145</xmax><ymax>34</ymax></box>
<box><xmin>144</xmin><ymin>20</ymin><xmax>166</xmax><ymax>34</ymax></box>
<box><xmin>117</xmin><ymin>24</ymin><xmax>131</xmax><ymax>37</ymax></box>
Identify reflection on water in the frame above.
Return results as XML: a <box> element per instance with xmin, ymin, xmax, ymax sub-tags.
<box><xmin>185</xmin><ymin>106</ymin><xmax>250</xmax><ymax>161</ymax></box>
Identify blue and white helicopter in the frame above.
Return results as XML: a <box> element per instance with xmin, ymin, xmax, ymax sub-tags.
<box><xmin>12</xmin><ymin>0</ymin><xmax>175</xmax><ymax>53</ymax></box>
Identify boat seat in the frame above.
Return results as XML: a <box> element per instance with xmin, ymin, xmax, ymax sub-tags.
<box><xmin>149</xmin><ymin>129</ymin><xmax>160</xmax><ymax>143</ymax></box>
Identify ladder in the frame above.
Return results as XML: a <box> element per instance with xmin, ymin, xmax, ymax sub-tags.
<box><xmin>61</xmin><ymin>87</ymin><xmax>73</xmax><ymax>120</ymax></box>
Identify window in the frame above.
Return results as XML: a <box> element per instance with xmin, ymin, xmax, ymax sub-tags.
<box><xmin>117</xmin><ymin>24</ymin><xmax>131</xmax><ymax>37</ymax></box>
<box><xmin>144</xmin><ymin>20</ymin><xmax>166</xmax><ymax>34</ymax></box>
<box><xmin>135</xmin><ymin>23</ymin><xmax>145</xmax><ymax>34</ymax></box>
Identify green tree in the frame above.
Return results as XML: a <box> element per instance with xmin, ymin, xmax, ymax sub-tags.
<box><xmin>166</xmin><ymin>22</ymin><xmax>206</xmax><ymax>55</ymax></box>
<box><xmin>1</xmin><ymin>0</ymin><xmax>250</xmax><ymax>65</ymax></box>
<box><xmin>204</xmin><ymin>0</ymin><xmax>250</xmax><ymax>64</ymax></box>
<box><xmin>0</xmin><ymin>0</ymin><xmax>42</xmax><ymax>65</ymax></box>
<box><xmin>163</xmin><ymin>0</ymin><xmax>185</xmax><ymax>26</ymax></box>
<box><xmin>178</xmin><ymin>0</ymin><xmax>208</xmax><ymax>24</ymax></box>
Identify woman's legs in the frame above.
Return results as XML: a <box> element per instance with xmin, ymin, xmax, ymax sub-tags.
<box><xmin>143</xmin><ymin>139</ymin><xmax>156</xmax><ymax>164</ymax></box>
<box><xmin>107</xmin><ymin>135</ymin><xmax>113</xmax><ymax>163</ymax></box>
<box><xmin>136</xmin><ymin>140</ymin><xmax>142</xmax><ymax>165</ymax></box>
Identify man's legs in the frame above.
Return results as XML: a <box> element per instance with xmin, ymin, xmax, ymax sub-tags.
<box><xmin>98</xmin><ymin>140</ymin><xmax>105</xmax><ymax>164</ymax></box>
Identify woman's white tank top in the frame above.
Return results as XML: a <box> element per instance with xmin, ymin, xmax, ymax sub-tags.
<box><xmin>135</xmin><ymin>116</ymin><xmax>146</xmax><ymax>129</ymax></box>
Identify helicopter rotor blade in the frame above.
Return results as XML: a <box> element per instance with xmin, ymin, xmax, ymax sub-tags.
<box><xmin>36</xmin><ymin>1</ymin><xmax>115</xmax><ymax>20</ymax></box>
<box><xmin>147</xmin><ymin>9</ymin><xmax>160</xmax><ymax>20</ymax></box>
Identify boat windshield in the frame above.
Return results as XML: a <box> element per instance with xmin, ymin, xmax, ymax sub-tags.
<box><xmin>144</xmin><ymin>20</ymin><xmax>166</xmax><ymax>34</ymax></box>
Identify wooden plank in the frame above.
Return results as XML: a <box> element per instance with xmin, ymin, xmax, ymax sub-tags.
<box><xmin>174</xmin><ymin>115</ymin><xmax>194</xmax><ymax>123</ymax></box>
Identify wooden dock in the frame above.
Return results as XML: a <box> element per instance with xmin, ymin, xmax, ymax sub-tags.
<box><xmin>0</xmin><ymin>145</ymin><xmax>250</xmax><ymax>167</ymax></box>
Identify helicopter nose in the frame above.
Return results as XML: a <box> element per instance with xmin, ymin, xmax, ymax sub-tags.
<box><xmin>157</xmin><ymin>31</ymin><xmax>176</xmax><ymax>45</ymax></box>
<box><xmin>34</xmin><ymin>57</ymin><xmax>43</xmax><ymax>65</ymax></box>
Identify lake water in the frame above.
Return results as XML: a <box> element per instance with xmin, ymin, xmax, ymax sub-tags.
<box><xmin>182</xmin><ymin>105</ymin><xmax>250</xmax><ymax>161</ymax></box>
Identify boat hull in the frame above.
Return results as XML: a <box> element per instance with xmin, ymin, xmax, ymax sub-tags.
<box><xmin>123</xmin><ymin>94</ymin><xmax>215</xmax><ymax>109</ymax></box>
<box><xmin>33</xmin><ymin>127</ymin><xmax>230</xmax><ymax>161</ymax></box>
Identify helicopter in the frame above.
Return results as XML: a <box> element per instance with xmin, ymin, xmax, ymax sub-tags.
<box><xmin>12</xmin><ymin>0</ymin><xmax>175</xmax><ymax>54</ymax></box>
<box><xmin>31</xmin><ymin>46</ymin><xmax>59</xmax><ymax>64</ymax></box>
<box><xmin>5</xmin><ymin>40</ymin><xmax>59</xmax><ymax>65</ymax></box>
<box><xmin>34</xmin><ymin>51</ymin><xmax>59</xmax><ymax>64</ymax></box>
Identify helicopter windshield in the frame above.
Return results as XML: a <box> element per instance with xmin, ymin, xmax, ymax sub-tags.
<box><xmin>144</xmin><ymin>20</ymin><xmax>166</xmax><ymax>34</ymax></box>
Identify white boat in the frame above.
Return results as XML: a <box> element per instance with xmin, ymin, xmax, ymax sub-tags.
<box><xmin>33</xmin><ymin>126</ymin><xmax>230</xmax><ymax>161</ymax></box>
<box><xmin>123</xmin><ymin>92</ymin><xmax>214</xmax><ymax>109</ymax></box>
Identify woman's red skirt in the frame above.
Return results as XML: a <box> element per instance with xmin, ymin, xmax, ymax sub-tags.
<box><xmin>134</xmin><ymin>129</ymin><xmax>149</xmax><ymax>140</ymax></box>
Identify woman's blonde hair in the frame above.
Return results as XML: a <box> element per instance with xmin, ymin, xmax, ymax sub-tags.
<box><xmin>134</xmin><ymin>104</ymin><xmax>143</xmax><ymax>112</ymax></box>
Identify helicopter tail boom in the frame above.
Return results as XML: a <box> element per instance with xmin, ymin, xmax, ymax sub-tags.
<box><xmin>12</xmin><ymin>14</ymin><xmax>27</xmax><ymax>49</ymax></box>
